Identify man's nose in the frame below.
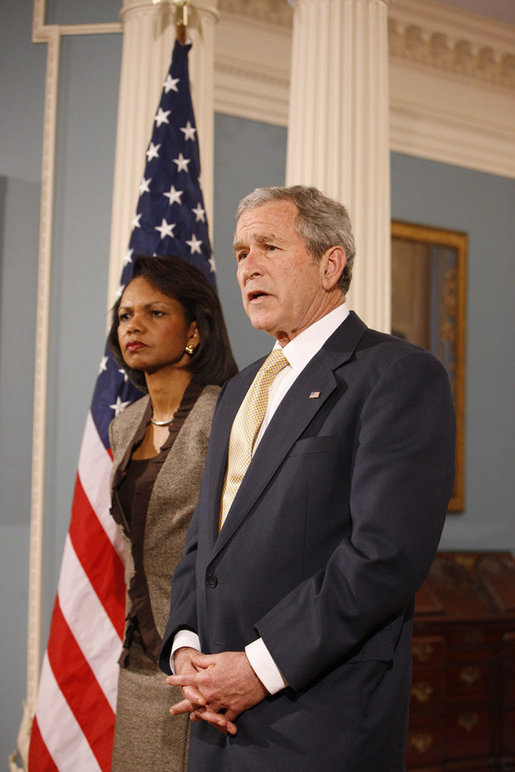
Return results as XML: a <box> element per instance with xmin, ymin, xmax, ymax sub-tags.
<box><xmin>240</xmin><ymin>249</ymin><xmax>263</xmax><ymax>280</ymax></box>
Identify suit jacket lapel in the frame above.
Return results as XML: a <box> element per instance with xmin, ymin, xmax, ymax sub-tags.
<box><xmin>212</xmin><ymin>312</ymin><xmax>367</xmax><ymax>555</ymax></box>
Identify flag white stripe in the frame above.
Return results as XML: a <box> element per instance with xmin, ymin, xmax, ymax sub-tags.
<box><xmin>59</xmin><ymin>535</ymin><xmax>120</xmax><ymax>711</ymax></box>
<box><xmin>78</xmin><ymin>412</ymin><xmax>125</xmax><ymax>561</ymax></box>
<box><xmin>35</xmin><ymin>653</ymin><xmax>102</xmax><ymax>772</ymax></box>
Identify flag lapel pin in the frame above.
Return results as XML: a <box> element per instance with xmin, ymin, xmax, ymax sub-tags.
<box><xmin>309</xmin><ymin>391</ymin><xmax>321</xmax><ymax>399</ymax></box>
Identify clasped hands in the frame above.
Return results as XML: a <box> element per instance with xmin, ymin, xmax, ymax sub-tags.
<box><xmin>166</xmin><ymin>647</ymin><xmax>267</xmax><ymax>735</ymax></box>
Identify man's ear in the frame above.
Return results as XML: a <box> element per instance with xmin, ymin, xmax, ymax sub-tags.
<box><xmin>321</xmin><ymin>246</ymin><xmax>346</xmax><ymax>291</ymax></box>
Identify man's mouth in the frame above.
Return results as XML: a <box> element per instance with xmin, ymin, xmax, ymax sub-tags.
<box><xmin>248</xmin><ymin>290</ymin><xmax>269</xmax><ymax>303</ymax></box>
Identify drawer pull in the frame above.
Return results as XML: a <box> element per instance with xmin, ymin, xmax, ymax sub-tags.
<box><xmin>411</xmin><ymin>681</ymin><xmax>435</xmax><ymax>703</ymax></box>
<box><xmin>412</xmin><ymin>641</ymin><xmax>434</xmax><ymax>663</ymax></box>
<box><xmin>459</xmin><ymin>666</ymin><xmax>481</xmax><ymax>686</ymax></box>
<box><xmin>409</xmin><ymin>732</ymin><xmax>434</xmax><ymax>754</ymax></box>
<box><xmin>458</xmin><ymin>711</ymin><xmax>479</xmax><ymax>732</ymax></box>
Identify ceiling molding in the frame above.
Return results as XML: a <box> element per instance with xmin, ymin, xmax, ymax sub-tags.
<box><xmin>218</xmin><ymin>0</ymin><xmax>293</xmax><ymax>27</ymax></box>
<box><xmin>214</xmin><ymin>0</ymin><xmax>515</xmax><ymax>177</ymax></box>
<box><xmin>388</xmin><ymin>2</ymin><xmax>515</xmax><ymax>92</ymax></box>
<box><xmin>216</xmin><ymin>0</ymin><xmax>514</xmax><ymax>91</ymax></box>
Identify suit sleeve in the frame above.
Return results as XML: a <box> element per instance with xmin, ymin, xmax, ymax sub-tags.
<box><xmin>256</xmin><ymin>349</ymin><xmax>455</xmax><ymax>691</ymax></box>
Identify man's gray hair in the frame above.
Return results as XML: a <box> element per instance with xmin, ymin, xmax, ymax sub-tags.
<box><xmin>236</xmin><ymin>185</ymin><xmax>356</xmax><ymax>294</ymax></box>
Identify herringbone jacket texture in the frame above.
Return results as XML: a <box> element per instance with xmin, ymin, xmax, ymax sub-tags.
<box><xmin>109</xmin><ymin>384</ymin><xmax>219</xmax><ymax>772</ymax></box>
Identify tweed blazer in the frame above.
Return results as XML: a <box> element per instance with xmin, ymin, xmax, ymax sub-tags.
<box><xmin>108</xmin><ymin>383</ymin><xmax>219</xmax><ymax>644</ymax></box>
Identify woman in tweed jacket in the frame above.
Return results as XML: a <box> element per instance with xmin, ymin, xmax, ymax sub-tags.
<box><xmin>107</xmin><ymin>255</ymin><xmax>237</xmax><ymax>771</ymax></box>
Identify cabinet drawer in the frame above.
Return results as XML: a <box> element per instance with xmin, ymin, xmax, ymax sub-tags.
<box><xmin>412</xmin><ymin>636</ymin><xmax>445</xmax><ymax>666</ymax></box>
<box><xmin>446</xmin><ymin>625</ymin><xmax>496</xmax><ymax>655</ymax></box>
<box><xmin>444</xmin><ymin>708</ymin><xmax>494</xmax><ymax>760</ymax></box>
<box><xmin>406</xmin><ymin>719</ymin><xmax>444</xmax><ymax>767</ymax></box>
<box><xmin>446</xmin><ymin>661</ymin><xmax>495</xmax><ymax>701</ymax></box>
<box><xmin>410</xmin><ymin>667</ymin><xmax>445</xmax><ymax>710</ymax></box>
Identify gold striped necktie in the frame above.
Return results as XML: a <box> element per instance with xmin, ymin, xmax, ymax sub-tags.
<box><xmin>219</xmin><ymin>348</ymin><xmax>288</xmax><ymax>530</ymax></box>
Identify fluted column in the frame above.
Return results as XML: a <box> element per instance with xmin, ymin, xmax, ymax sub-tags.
<box><xmin>108</xmin><ymin>0</ymin><xmax>219</xmax><ymax>309</ymax></box>
<box><xmin>286</xmin><ymin>0</ymin><xmax>390</xmax><ymax>331</ymax></box>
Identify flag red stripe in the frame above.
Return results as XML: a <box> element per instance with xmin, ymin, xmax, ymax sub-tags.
<box><xmin>69</xmin><ymin>474</ymin><xmax>125</xmax><ymax>638</ymax></box>
<box><xmin>28</xmin><ymin>716</ymin><xmax>59</xmax><ymax>772</ymax></box>
<box><xmin>47</xmin><ymin>599</ymin><xmax>115</xmax><ymax>771</ymax></box>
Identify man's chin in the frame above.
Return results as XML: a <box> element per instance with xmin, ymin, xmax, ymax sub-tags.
<box><xmin>247</xmin><ymin>312</ymin><xmax>272</xmax><ymax>333</ymax></box>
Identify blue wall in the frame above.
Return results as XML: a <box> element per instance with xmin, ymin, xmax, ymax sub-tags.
<box><xmin>391</xmin><ymin>154</ymin><xmax>515</xmax><ymax>550</ymax></box>
<box><xmin>0</xmin><ymin>1</ymin><xmax>46</xmax><ymax>763</ymax></box>
<box><xmin>0</xmin><ymin>4</ymin><xmax>122</xmax><ymax>761</ymax></box>
<box><xmin>43</xmin><ymin>30</ymin><xmax>122</xmax><ymax>617</ymax></box>
<box><xmin>1</xmin><ymin>3</ymin><xmax>514</xmax><ymax>762</ymax></box>
<box><xmin>213</xmin><ymin>114</ymin><xmax>287</xmax><ymax>368</ymax></box>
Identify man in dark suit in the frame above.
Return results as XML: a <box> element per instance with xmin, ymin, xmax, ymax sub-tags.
<box><xmin>160</xmin><ymin>185</ymin><xmax>455</xmax><ymax>771</ymax></box>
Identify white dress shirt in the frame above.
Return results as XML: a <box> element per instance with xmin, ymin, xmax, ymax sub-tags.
<box><xmin>172</xmin><ymin>303</ymin><xmax>350</xmax><ymax>693</ymax></box>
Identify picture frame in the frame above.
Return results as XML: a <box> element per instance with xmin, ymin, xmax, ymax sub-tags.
<box><xmin>391</xmin><ymin>221</ymin><xmax>467</xmax><ymax>512</ymax></box>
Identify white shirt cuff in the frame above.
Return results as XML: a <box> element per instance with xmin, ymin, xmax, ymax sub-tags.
<box><xmin>245</xmin><ymin>638</ymin><xmax>288</xmax><ymax>695</ymax></box>
<box><xmin>170</xmin><ymin>629</ymin><xmax>201</xmax><ymax>673</ymax></box>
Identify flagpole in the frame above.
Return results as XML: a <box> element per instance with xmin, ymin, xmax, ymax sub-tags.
<box><xmin>174</xmin><ymin>0</ymin><xmax>190</xmax><ymax>45</ymax></box>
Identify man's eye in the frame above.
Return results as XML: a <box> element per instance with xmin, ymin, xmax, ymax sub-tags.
<box><xmin>151</xmin><ymin>310</ymin><xmax>164</xmax><ymax>317</ymax></box>
<box><xmin>266</xmin><ymin>245</ymin><xmax>277</xmax><ymax>252</ymax></box>
<box><xmin>237</xmin><ymin>252</ymin><xmax>248</xmax><ymax>262</ymax></box>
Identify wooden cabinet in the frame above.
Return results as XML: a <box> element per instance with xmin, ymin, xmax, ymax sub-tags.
<box><xmin>407</xmin><ymin>551</ymin><xmax>515</xmax><ymax>771</ymax></box>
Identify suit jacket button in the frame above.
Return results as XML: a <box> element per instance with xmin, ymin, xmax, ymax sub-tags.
<box><xmin>207</xmin><ymin>575</ymin><xmax>218</xmax><ymax>588</ymax></box>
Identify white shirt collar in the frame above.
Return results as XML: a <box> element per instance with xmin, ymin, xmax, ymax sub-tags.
<box><xmin>274</xmin><ymin>303</ymin><xmax>349</xmax><ymax>372</ymax></box>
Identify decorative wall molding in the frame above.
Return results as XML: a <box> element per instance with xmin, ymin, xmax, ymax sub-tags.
<box><xmin>213</xmin><ymin>0</ymin><xmax>515</xmax><ymax>177</ymax></box>
<box><xmin>217</xmin><ymin>0</ymin><xmax>515</xmax><ymax>94</ymax></box>
<box><xmin>32</xmin><ymin>0</ymin><xmax>122</xmax><ymax>38</ymax></box>
<box><xmin>390</xmin><ymin>0</ymin><xmax>515</xmax><ymax>57</ymax></box>
<box><xmin>388</xmin><ymin>2</ymin><xmax>515</xmax><ymax>176</ymax></box>
<box><xmin>388</xmin><ymin>19</ymin><xmax>514</xmax><ymax>91</ymax></box>
<box><xmin>218</xmin><ymin>0</ymin><xmax>293</xmax><ymax>27</ymax></box>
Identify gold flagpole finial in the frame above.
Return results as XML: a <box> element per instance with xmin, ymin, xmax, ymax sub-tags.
<box><xmin>173</xmin><ymin>0</ymin><xmax>190</xmax><ymax>44</ymax></box>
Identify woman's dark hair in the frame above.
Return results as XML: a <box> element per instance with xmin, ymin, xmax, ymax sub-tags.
<box><xmin>108</xmin><ymin>255</ymin><xmax>237</xmax><ymax>392</ymax></box>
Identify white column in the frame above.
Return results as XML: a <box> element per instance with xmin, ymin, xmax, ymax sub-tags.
<box><xmin>107</xmin><ymin>0</ymin><xmax>219</xmax><ymax>310</ymax></box>
<box><xmin>188</xmin><ymin>0</ymin><xmax>218</xmax><ymax>215</ymax></box>
<box><xmin>286</xmin><ymin>0</ymin><xmax>390</xmax><ymax>332</ymax></box>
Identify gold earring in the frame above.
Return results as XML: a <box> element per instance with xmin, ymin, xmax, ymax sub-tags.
<box><xmin>185</xmin><ymin>342</ymin><xmax>197</xmax><ymax>356</ymax></box>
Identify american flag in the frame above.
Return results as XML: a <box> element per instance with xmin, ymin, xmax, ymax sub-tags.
<box><xmin>28</xmin><ymin>39</ymin><xmax>214</xmax><ymax>771</ymax></box>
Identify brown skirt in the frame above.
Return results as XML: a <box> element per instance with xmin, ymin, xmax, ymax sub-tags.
<box><xmin>111</xmin><ymin>637</ymin><xmax>190</xmax><ymax>771</ymax></box>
